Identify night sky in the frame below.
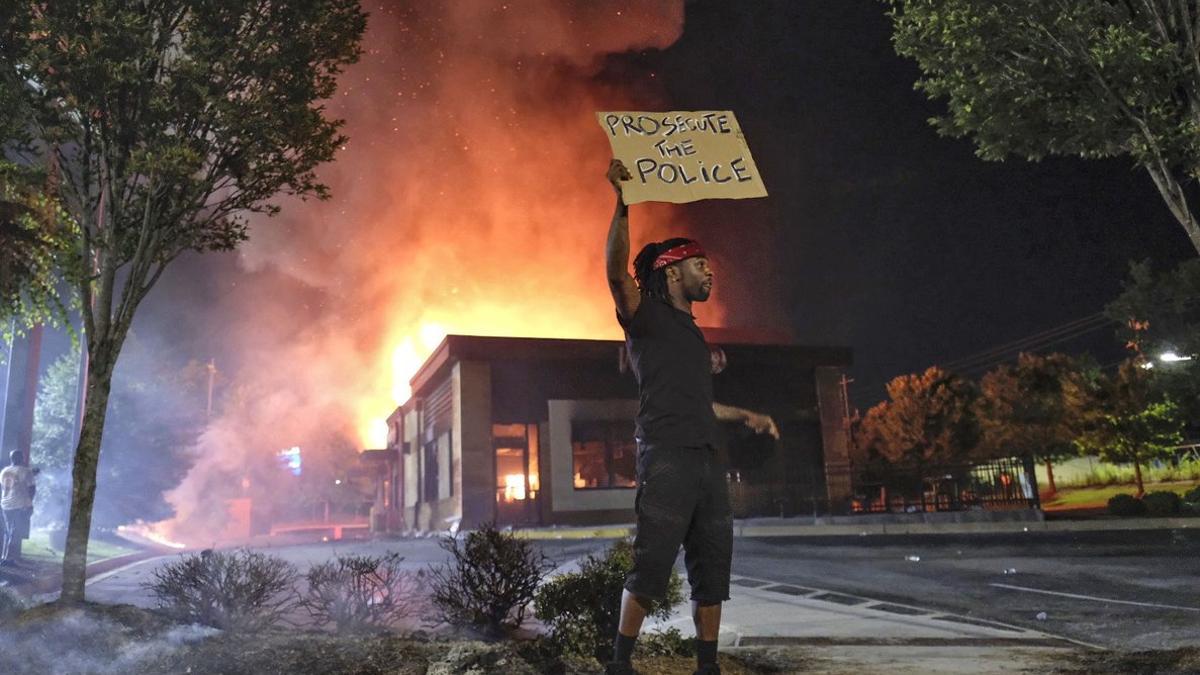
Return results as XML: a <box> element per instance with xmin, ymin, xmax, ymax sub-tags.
<box><xmin>132</xmin><ymin>0</ymin><xmax>1192</xmax><ymax>414</ymax></box>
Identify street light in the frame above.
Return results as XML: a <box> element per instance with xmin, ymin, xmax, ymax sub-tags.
<box><xmin>1159</xmin><ymin>351</ymin><xmax>1193</xmax><ymax>363</ymax></box>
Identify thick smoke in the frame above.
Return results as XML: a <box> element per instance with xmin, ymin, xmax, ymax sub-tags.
<box><xmin>158</xmin><ymin>1</ymin><xmax>705</xmax><ymax>543</ymax></box>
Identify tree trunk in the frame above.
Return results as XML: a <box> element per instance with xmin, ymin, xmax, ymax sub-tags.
<box><xmin>1044</xmin><ymin>458</ymin><xmax>1057</xmax><ymax>495</ymax></box>
<box><xmin>1144</xmin><ymin>164</ymin><xmax>1200</xmax><ymax>255</ymax></box>
<box><xmin>1133</xmin><ymin>457</ymin><xmax>1145</xmax><ymax>499</ymax></box>
<box><xmin>59</xmin><ymin>356</ymin><xmax>113</xmax><ymax>604</ymax></box>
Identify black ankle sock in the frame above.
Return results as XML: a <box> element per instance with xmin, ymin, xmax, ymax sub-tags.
<box><xmin>696</xmin><ymin>639</ymin><xmax>718</xmax><ymax>666</ymax></box>
<box><xmin>614</xmin><ymin>633</ymin><xmax>637</xmax><ymax>663</ymax></box>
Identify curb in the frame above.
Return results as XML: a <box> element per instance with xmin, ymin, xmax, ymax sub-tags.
<box><xmin>509</xmin><ymin>516</ymin><xmax>1196</xmax><ymax>540</ymax></box>
<box><xmin>15</xmin><ymin>549</ymin><xmax>165</xmax><ymax>598</ymax></box>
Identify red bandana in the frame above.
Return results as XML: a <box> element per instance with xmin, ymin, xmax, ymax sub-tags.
<box><xmin>652</xmin><ymin>242</ymin><xmax>707</xmax><ymax>270</ymax></box>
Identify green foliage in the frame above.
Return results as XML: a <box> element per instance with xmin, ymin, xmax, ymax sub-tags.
<box><xmin>534</xmin><ymin>539</ymin><xmax>684</xmax><ymax>663</ymax></box>
<box><xmin>427</xmin><ymin>523</ymin><xmax>553</xmax><ymax>637</ymax></box>
<box><xmin>1106</xmin><ymin>259</ymin><xmax>1200</xmax><ymax>425</ymax></box>
<box><xmin>1143</xmin><ymin>490</ymin><xmax>1183</xmax><ymax>516</ymax></box>
<box><xmin>976</xmin><ymin>353</ymin><xmax>1096</xmax><ymax>462</ymax></box>
<box><xmin>0</xmin><ymin>162</ymin><xmax>79</xmax><ymax>334</ymax></box>
<box><xmin>1076</xmin><ymin>361</ymin><xmax>1186</xmax><ymax>494</ymax></box>
<box><xmin>1107</xmin><ymin>493</ymin><xmax>1146</xmax><ymax>517</ymax></box>
<box><xmin>1185</xmin><ymin>485</ymin><xmax>1200</xmax><ymax>504</ymax></box>
<box><xmin>300</xmin><ymin>552</ymin><xmax>423</xmax><ymax>635</ymax></box>
<box><xmin>31</xmin><ymin>352</ymin><xmax>80</xmax><ymax>470</ymax></box>
<box><xmin>0</xmin><ymin>586</ymin><xmax>28</xmax><ymax>623</ymax></box>
<box><xmin>883</xmin><ymin>0</ymin><xmax>1200</xmax><ymax>252</ymax></box>
<box><xmin>145</xmin><ymin>549</ymin><xmax>298</xmax><ymax>631</ymax></box>
<box><xmin>638</xmin><ymin>626</ymin><xmax>695</xmax><ymax>658</ymax></box>
<box><xmin>857</xmin><ymin>366</ymin><xmax>980</xmax><ymax>465</ymax></box>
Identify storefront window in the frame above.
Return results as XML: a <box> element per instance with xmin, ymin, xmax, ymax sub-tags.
<box><xmin>571</xmin><ymin>420</ymin><xmax>636</xmax><ymax>489</ymax></box>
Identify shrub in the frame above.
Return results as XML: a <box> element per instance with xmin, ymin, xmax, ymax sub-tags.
<box><xmin>1106</xmin><ymin>494</ymin><xmax>1146</xmax><ymax>517</ymax></box>
<box><xmin>300</xmin><ymin>552</ymin><xmax>423</xmax><ymax>634</ymax></box>
<box><xmin>0</xmin><ymin>586</ymin><xmax>27</xmax><ymax>623</ymax></box>
<box><xmin>427</xmin><ymin>522</ymin><xmax>552</xmax><ymax>636</ymax></box>
<box><xmin>534</xmin><ymin>539</ymin><xmax>684</xmax><ymax>663</ymax></box>
<box><xmin>145</xmin><ymin>548</ymin><xmax>298</xmax><ymax>631</ymax></box>
<box><xmin>639</xmin><ymin>626</ymin><xmax>695</xmax><ymax>657</ymax></box>
<box><xmin>1143</xmin><ymin>491</ymin><xmax>1182</xmax><ymax>516</ymax></box>
<box><xmin>1184</xmin><ymin>485</ymin><xmax>1200</xmax><ymax>505</ymax></box>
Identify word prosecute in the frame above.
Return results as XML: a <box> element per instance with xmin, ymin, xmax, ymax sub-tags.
<box><xmin>603</xmin><ymin>112</ymin><xmax>733</xmax><ymax>138</ymax></box>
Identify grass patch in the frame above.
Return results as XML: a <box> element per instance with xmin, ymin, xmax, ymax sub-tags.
<box><xmin>19</xmin><ymin>531</ymin><xmax>138</xmax><ymax>565</ymax></box>
<box><xmin>1043</xmin><ymin>481</ymin><xmax>1199</xmax><ymax>510</ymax></box>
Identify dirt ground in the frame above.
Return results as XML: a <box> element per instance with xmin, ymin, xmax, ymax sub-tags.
<box><xmin>1</xmin><ymin>602</ymin><xmax>1196</xmax><ymax>674</ymax></box>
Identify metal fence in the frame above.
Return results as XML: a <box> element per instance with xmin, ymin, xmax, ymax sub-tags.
<box><xmin>728</xmin><ymin>456</ymin><xmax>1041</xmax><ymax>518</ymax></box>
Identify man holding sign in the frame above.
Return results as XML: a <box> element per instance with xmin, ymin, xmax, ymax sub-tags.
<box><xmin>604</xmin><ymin>157</ymin><xmax>777</xmax><ymax>675</ymax></box>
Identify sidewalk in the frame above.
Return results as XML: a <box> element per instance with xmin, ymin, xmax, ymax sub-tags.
<box><xmin>513</xmin><ymin>514</ymin><xmax>1196</xmax><ymax>540</ymax></box>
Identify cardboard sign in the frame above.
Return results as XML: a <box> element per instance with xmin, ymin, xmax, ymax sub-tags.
<box><xmin>596</xmin><ymin>110</ymin><xmax>768</xmax><ymax>204</ymax></box>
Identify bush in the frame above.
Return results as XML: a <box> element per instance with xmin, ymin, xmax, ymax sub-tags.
<box><xmin>145</xmin><ymin>548</ymin><xmax>298</xmax><ymax>631</ymax></box>
<box><xmin>1106</xmin><ymin>493</ymin><xmax>1146</xmax><ymax>517</ymax></box>
<box><xmin>427</xmin><ymin>522</ymin><xmax>552</xmax><ymax>637</ymax></box>
<box><xmin>0</xmin><ymin>586</ymin><xmax>27</xmax><ymax>623</ymax></box>
<box><xmin>300</xmin><ymin>552</ymin><xmax>423</xmax><ymax>634</ymax></box>
<box><xmin>534</xmin><ymin>539</ymin><xmax>684</xmax><ymax>663</ymax></box>
<box><xmin>639</xmin><ymin>626</ymin><xmax>695</xmax><ymax>657</ymax></box>
<box><xmin>1143</xmin><ymin>491</ymin><xmax>1182</xmax><ymax>516</ymax></box>
<box><xmin>1184</xmin><ymin>485</ymin><xmax>1200</xmax><ymax>505</ymax></box>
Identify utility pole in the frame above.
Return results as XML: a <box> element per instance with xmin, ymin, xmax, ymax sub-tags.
<box><xmin>839</xmin><ymin>373</ymin><xmax>855</xmax><ymax>448</ymax></box>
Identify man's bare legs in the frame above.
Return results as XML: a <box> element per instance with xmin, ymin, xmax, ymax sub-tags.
<box><xmin>620</xmin><ymin>592</ymin><xmax>723</xmax><ymax>638</ymax></box>
<box><xmin>692</xmin><ymin>600</ymin><xmax>721</xmax><ymax>640</ymax></box>
<box><xmin>617</xmin><ymin>588</ymin><xmax>650</xmax><ymax>637</ymax></box>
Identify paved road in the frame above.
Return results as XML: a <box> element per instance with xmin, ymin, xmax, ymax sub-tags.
<box><xmin>727</xmin><ymin>529</ymin><xmax>1200</xmax><ymax>650</ymax></box>
<box><xmin>82</xmin><ymin>529</ymin><xmax>1199</xmax><ymax>652</ymax></box>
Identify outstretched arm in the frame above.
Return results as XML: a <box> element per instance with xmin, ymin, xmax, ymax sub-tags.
<box><xmin>606</xmin><ymin>159</ymin><xmax>641</xmax><ymax>321</ymax></box>
<box><xmin>714</xmin><ymin>403</ymin><xmax>780</xmax><ymax>439</ymax></box>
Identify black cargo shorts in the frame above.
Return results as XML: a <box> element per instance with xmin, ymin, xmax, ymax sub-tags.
<box><xmin>623</xmin><ymin>443</ymin><xmax>733</xmax><ymax>605</ymax></box>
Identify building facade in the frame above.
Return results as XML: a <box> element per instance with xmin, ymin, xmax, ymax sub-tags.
<box><xmin>376</xmin><ymin>333</ymin><xmax>852</xmax><ymax>532</ymax></box>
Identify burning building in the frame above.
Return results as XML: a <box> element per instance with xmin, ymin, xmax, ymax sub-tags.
<box><xmin>370</xmin><ymin>331</ymin><xmax>852</xmax><ymax>532</ymax></box>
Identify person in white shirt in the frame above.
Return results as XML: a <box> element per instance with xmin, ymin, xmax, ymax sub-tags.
<box><xmin>0</xmin><ymin>451</ymin><xmax>37</xmax><ymax>565</ymax></box>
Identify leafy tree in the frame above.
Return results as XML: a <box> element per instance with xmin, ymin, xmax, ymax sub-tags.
<box><xmin>1077</xmin><ymin>360</ymin><xmax>1185</xmax><ymax>496</ymax></box>
<box><xmin>1</xmin><ymin>0</ymin><xmax>366</xmax><ymax>602</ymax></box>
<box><xmin>1106</xmin><ymin>259</ymin><xmax>1200</xmax><ymax>429</ymax></box>
<box><xmin>31</xmin><ymin>352</ymin><xmax>81</xmax><ymax>471</ymax></box>
<box><xmin>884</xmin><ymin>0</ymin><xmax>1200</xmax><ymax>254</ymax></box>
<box><xmin>976</xmin><ymin>353</ymin><xmax>1097</xmax><ymax>493</ymax></box>
<box><xmin>0</xmin><ymin>162</ymin><xmax>79</xmax><ymax>334</ymax></box>
<box><xmin>858</xmin><ymin>366</ymin><xmax>980</xmax><ymax>466</ymax></box>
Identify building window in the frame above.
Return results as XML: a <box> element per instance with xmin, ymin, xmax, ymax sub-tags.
<box><xmin>494</xmin><ymin>423</ymin><xmax>539</xmax><ymax>503</ymax></box>
<box><xmin>571</xmin><ymin>420</ymin><xmax>636</xmax><ymax>489</ymax></box>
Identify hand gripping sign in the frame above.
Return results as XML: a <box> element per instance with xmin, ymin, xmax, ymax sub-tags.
<box><xmin>597</xmin><ymin>111</ymin><xmax>768</xmax><ymax>204</ymax></box>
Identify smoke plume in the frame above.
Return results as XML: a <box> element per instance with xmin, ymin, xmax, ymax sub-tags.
<box><xmin>158</xmin><ymin>1</ymin><xmax>705</xmax><ymax>543</ymax></box>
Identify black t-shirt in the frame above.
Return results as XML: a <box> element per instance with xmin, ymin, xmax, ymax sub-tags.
<box><xmin>618</xmin><ymin>296</ymin><xmax>718</xmax><ymax>448</ymax></box>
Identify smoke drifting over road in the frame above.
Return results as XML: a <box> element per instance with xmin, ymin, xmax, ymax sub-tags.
<box><xmin>157</xmin><ymin>1</ymin><xmax>701</xmax><ymax>543</ymax></box>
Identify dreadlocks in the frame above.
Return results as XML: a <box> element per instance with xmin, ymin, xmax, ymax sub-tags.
<box><xmin>633</xmin><ymin>237</ymin><xmax>695</xmax><ymax>300</ymax></box>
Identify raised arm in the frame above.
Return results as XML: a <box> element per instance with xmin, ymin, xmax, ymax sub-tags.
<box><xmin>606</xmin><ymin>159</ymin><xmax>641</xmax><ymax>321</ymax></box>
<box><xmin>714</xmin><ymin>403</ymin><xmax>780</xmax><ymax>439</ymax></box>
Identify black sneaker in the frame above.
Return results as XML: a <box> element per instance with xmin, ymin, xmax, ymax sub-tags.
<box><xmin>605</xmin><ymin>662</ymin><xmax>637</xmax><ymax>675</ymax></box>
<box><xmin>693</xmin><ymin>665</ymin><xmax>721</xmax><ymax>675</ymax></box>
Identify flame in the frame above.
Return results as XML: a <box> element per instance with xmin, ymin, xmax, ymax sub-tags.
<box><xmin>117</xmin><ymin>522</ymin><xmax>187</xmax><ymax>550</ymax></box>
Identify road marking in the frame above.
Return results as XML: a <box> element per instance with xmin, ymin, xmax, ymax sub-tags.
<box><xmin>85</xmin><ymin>555</ymin><xmax>173</xmax><ymax>587</ymax></box>
<box><xmin>990</xmin><ymin>583</ymin><xmax>1200</xmax><ymax>612</ymax></box>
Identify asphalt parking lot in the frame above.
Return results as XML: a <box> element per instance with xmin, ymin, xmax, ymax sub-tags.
<box><xmin>724</xmin><ymin>529</ymin><xmax>1200</xmax><ymax>650</ymax></box>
